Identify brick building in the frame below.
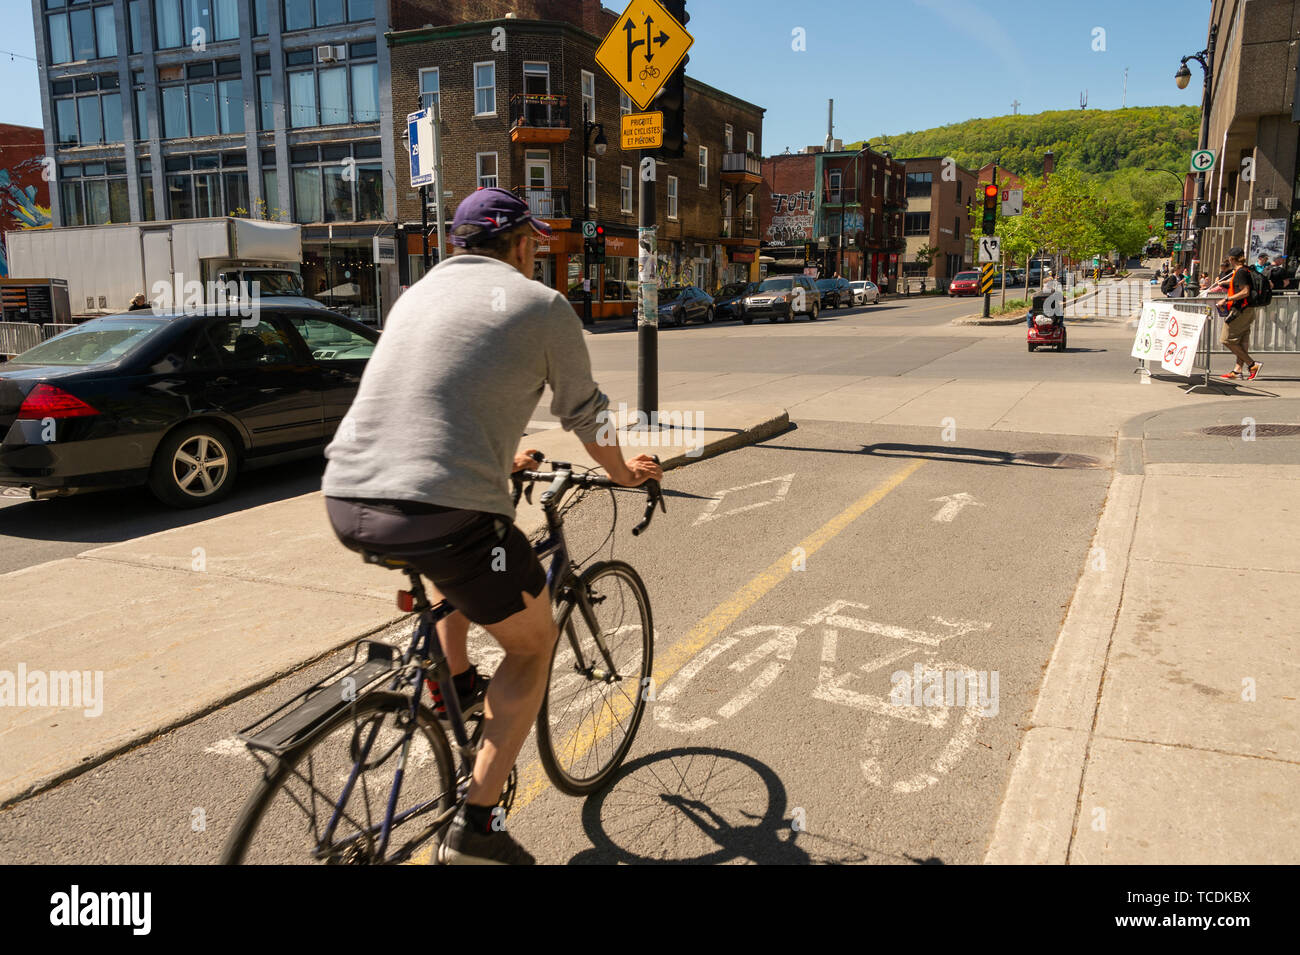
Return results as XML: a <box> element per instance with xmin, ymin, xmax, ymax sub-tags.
<box><xmin>815</xmin><ymin>147</ymin><xmax>906</xmax><ymax>288</ymax></box>
<box><xmin>899</xmin><ymin>156</ymin><xmax>977</xmax><ymax>284</ymax></box>
<box><xmin>387</xmin><ymin>0</ymin><xmax>764</xmax><ymax>317</ymax></box>
<box><xmin>757</xmin><ymin>151</ymin><xmax>817</xmax><ymax>275</ymax></box>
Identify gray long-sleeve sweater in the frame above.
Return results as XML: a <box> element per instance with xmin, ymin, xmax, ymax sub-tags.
<box><xmin>321</xmin><ymin>254</ymin><xmax>608</xmax><ymax>519</ymax></box>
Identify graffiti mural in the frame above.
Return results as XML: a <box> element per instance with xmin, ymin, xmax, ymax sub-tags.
<box><xmin>0</xmin><ymin>125</ymin><xmax>53</xmax><ymax>277</ymax></box>
<box><xmin>767</xmin><ymin>189</ymin><xmax>816</xmax><ymax>244</ymax></box>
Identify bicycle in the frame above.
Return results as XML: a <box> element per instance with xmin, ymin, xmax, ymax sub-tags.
<box><xmin>219</xmin><ymin>455</ymin><xmax>665</xmax><ymax>864</ymax></box>
<box><xmin>638</xmin><ymin>64</ymin><xmax>660</xmax><ymax>81</ymax></box>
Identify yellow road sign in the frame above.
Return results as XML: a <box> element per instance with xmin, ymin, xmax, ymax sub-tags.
<box><xmin>621</xmin><ymin>111</ymin><xmax>663</xmax><ymax>149</ymax></box>
<box><xmin>594</xmin><ymin>0</ymin><xmax>694</xmax><ymax>111</ymax></box>
<box><xmin>979</xmin><ymin>263</ymin><xmax>995</xmax><ymax>294</ymax></box>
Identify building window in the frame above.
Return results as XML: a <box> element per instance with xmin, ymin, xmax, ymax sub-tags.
<box><xmin>284</xmin><ymin>142</ymin><xmax>382</xmax><ymax>223</ymax></box>
<box><xmin>51</xmin><ymin>74</ymin><xmax>122</xmax><ymax>145</ymax></box>
<box><xmin>581</xmin><ymin>70</ymin><xmax>595</xmax><ymax>123</ymax></box>
<box><xmin>258</xmin><ymin>74</ymin><xmax>274</xmax><ymax>130</ymax></box>
<box><xmin>955</xmin><ymin>181</ymin><xmax>962</xmax><ymax>202</ymax></box>
<box><xmin>828</xmin><ymin>170</ymin><xmax>841</xmax><ymax>202</ymax></box>
<box><xmin>474</xmin><ymin>62</ymin><xmax>496</xmax><ymax>116</ymax></box>
<box><xmin>477</xmin><ymin>152</ymin><xmax>498</xmax><ymax>189</ymax></box>
<box><xmin>285</xmin><ymin>57</ymin><xmax>378</xmax><ymax>128</ymax></box>
<box><xmin>746</xmin><ymin>130</ymin><xmax>754</xmax><ymax>155</ymax></box>
<box><xmin>282</xmin><ymin>0</ymin><xmax>372</xmax><ymax>31</ymax></box>
<box><xmin>745</xmin><ymin>193</ymin><xmax>754</xmax><ymax>225</ymax></box>
<box><xmin>59</xmin><ymin>160</ymin><xmax>130</xmax><ymax>226</ymax></box>
<box><xmin>48</xmin><ymin>2</ymin><xmax>126</xmax><ymax>64</ymax></box>
<box><xmin>161</xmin><ymin>152</ymin><xmax>246</xmax><ymax>219</ymax></box>
<box><xmin>954</xmin><ymin>216</ymin><xmax>961</xmax><ymax>239</ymax></box>
<box><xmin>667</xmin><ymin>175</ymin><xmax>678</xmax><ymax>219</ymax></box>
<box><xmin>724</xmin><ymin>124</ymin><xmax>733</xmax><ymax>152</ymax></box>
<box><xmin>586</xmin><ymin>156</ymin><xmax>595</xmax><ymax>210</ymax></box>
<box><xmin>904</xmin><ymin>212</ymin><xmax>930</xmax><ymax>236</ymax></box>
<box><xmin>698</xmin><ymin>147</ymin><xmax>707</xmax><ymax>187</ymax></box>
<box><xmin>620</xmin><ymin>165</ymin><xmax>632</xmax><ymax>213</ymax></box>
<box><xmin>351</xmin><ymin>63</ymin><xmax>379</xmax><ymax>122</ymax></box>
<box><xmin>619</xmin><ymin>91</ymin><xmax>631</xmax><ymax>115</ymax></box>
<box><xmin>906</xmin><ymin>171</ymin><xmax>932</xmax><ymax>197</ymax></box>
<box><xmin>419</xmin><ymin>68</ymin><xmax>439</xmax><ymax>112</ymax></box>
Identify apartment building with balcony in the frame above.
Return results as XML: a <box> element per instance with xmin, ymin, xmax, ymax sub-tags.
<box><xmin>898</xmin><ymin>156</ymin><xmax>976</xmax><ymax>284</ymax></box>
<box><xmin>386</xmin><ymin>0</ymin><xmax>764</xmax><ymax>317</ymax></box>
<box><xmin>31</xmin><ymin>0</ymin><xmax>397</xmax><ymax>321</ymax></box>
<box><xmin>815</xmin><ymin>147</ymin><xmax>906</xmax><ymax>289</ymax></box>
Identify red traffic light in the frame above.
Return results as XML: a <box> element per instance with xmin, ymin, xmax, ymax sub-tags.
<box><xmin>983</xmin><ymin>184</ymin><xmax>999</xmax><ymax>199</ymax></box>
<box><xmin>595</xmin><ymin>225</ymin><xmax>604</xmax><ymax>236</ymax></box>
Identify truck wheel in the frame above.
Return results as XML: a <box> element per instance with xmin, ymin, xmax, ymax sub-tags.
<box><xmin>148</xmin><ymin>422</ymin><xmax>240</xmax><ymax>508</ymax></box>
<box><xmin>1028</xmin><ymin>343</ymin><xmax>1036</xmax><ymax>352</ymax></box>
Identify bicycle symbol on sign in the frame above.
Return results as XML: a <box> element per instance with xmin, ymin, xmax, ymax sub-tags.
<box><xmin>638</xmin><ymin>64</ymin><xmax>660</xmax><ymax>82</ymax></box>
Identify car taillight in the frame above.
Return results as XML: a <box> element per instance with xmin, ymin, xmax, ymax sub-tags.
<box><xmin>16</xmin><ymin>383</ymin><xmax>99</xmax><ymax>419</ymax></box>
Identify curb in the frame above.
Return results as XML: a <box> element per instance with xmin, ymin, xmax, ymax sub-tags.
<box><xmin>952</xmin><ymin>314</ymin><xmax>1026</xmax><ymax>326</ymax></box>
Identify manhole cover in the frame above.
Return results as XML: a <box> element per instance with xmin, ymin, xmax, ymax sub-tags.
<box><xmin>1200</xmin><ymin>424</ymin><xmax>1300</xmax><ymax>438</ymax></box>
<box><xmin>1011</xmin><ymin>452</ymin><xmax>1104</xmax><ymax>469</ymax></box>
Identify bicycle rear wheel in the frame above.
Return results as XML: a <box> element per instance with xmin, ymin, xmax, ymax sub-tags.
<box><xmin>536</xmin><ymin>560</ymin><xmax>653</xmax><ymax>796</ymax></box>
<box><xmin>220</xmin><ymin>691</ymin><xmax>457</xmax><ymax>864</ymax></box>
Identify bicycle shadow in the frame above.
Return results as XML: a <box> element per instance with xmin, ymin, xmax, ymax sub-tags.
<box><xmin>565</xmin><ymin>746</ymin><xmax>904</xmax><ymax>865</ymax></box>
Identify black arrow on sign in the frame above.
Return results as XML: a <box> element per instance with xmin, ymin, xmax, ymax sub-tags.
<box><xmin>644</xmin><ymin>15</ymin><xmax>655</xmax><ymax>62</ymax></box>
<box><xmin>624</xmin><ymin>18</ymin><xmax>645</xmax><ymax>81</ymax></box>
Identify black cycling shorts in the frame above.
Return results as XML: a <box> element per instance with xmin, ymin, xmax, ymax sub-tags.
<box><xmin>325</xmin><ymin>497</ymin><xmax>547</xmax><ymax>626</ymax></box>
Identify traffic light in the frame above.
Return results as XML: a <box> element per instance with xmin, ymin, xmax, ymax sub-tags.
<box><xmin>1164</xmin><ymin>201</ymin><xmax>1176</xmax><ymax>230</ymax></box>
<box><xmin>981</xmin><ymin>183</ymin><xmax>998</xmax><ymax>235</ymax></box>
<box><xmin>655</xmin><ymin>0</ymin><xmax>688</xmax><ymax>158</ymax></box>
<box><xmin>584</xmin><ymin>225</ymin><xmax>606</xmax><ymax>266</ymax></box>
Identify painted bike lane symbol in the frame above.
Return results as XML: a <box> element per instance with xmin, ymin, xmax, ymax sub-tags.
<box><xmin>653</xmin><ymin>600</ymin><xmax>994</xmax><ymax>793</ymax></box>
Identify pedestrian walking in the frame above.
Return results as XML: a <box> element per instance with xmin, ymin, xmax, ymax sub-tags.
<box><xmin>128</xmin><ymin>292</ymin><xmax>151</xmax><ymax>310</ymax></box>
<box><xmin>1217</xmin><ymin>247</ymin><xmax>1261</xmax><ymax>381</ymax></box>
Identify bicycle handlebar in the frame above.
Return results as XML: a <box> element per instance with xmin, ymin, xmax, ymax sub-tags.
<box><xmin>510</xmin><ymin>454</ymin><xmax>665</xmax><ymax>535</ymax></box>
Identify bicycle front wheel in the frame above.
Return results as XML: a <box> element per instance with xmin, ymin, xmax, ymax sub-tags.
<box><xmin>220</xmin><ymin>691</ymin><xmax>457</xmax><ymax>865</ymax></box>
<box><xmin>537</xmin><ymin>560</ymin><xmax>654</xmax><ymax>796</ymax></box>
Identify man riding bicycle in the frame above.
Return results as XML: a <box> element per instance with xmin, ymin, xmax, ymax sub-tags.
<box><xmin>322</xmin><ymin>187</ymin><xmax>661</xmax><ymax>864</ymax></box>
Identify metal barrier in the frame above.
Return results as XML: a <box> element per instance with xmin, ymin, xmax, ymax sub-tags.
<box><xmin>41</xmin><ymin>323</ymin><xmax>77</xmax><ymax>340</ymax></box>
<box><xmin>1147</xmin><ymin>293</ymin><xmax>1300</xmax><ymax>354</ymax></box>
<box><xmin>0</xmin><ymin>322</ymin><xmax>43</xmax><ymax>358</ymax></box>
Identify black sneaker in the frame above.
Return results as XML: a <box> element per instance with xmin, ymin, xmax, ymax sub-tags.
<box><xmin>428</xmin><ymin>666</ymin><xmax>488</xmax><ymax>720</ymax></box>
<box><xmin>437</xmin><ymin>809</ymin><xmax>536</xmax><ymax>865</ymax></box>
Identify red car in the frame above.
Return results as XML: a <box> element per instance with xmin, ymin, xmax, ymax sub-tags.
<box><xmin>948</xmin><ymin>271</ymin><xmax>981</xmax><ymax>296</ymax></box>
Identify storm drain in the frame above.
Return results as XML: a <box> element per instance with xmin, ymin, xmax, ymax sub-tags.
<box><xmin>1200</xmin><ymin>424</ymin><xmax>1300</xmax><ymax>438</ymax></box>
<box><xmin>1011</xmin><ymin>452</ymin><xmax>1104</xmax><ymax>469</ymax></box>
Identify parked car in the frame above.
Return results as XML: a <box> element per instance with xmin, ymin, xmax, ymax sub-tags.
<box><xmin>1007</xmin><ymin>269</ymin><xmax>1026</xmax><ymax>287</ymax></box>
<box><xmin>816</xmin><ymin>276</ymin><xmax>854</xmax><ymax>309</ymax></box>
<box><xmin>0</xmin><ymin>305</ymin><xmax>378</xmax><ymax>507</ymax></box>
<box><xmin>741</xmin><ymin>275</ymin><xmax>821</xmax><ymax>323</ymax></box>
<box><xmin>848</xmin><ymin>280</ymin><xmax>880</xmax><ymax>305</ymax></box>
<box><xmin>948</xmin><ymin>271</ymin><xmax>981</xmax><ymax>296</ymax></box>
<box><xmin>657</xmin><ymin>285</ymin><xmax>714</xmax><ymax>326</ymax></box>
<box><xmin>713</xmin><ymin>282</ymin><xmax>755</xmax><ymax>321</ymax></box>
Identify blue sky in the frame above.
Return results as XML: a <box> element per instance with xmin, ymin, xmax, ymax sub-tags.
<box><xmin>0</xmin><ymin>0</ymin><xmax>1212</xmax><ymax>147</ymax></box>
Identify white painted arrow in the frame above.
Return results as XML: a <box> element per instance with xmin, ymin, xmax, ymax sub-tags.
<box><xmin>931</xmin><ymin>492</ymin><xmax>984</xmax><ymax>523</ymax></box>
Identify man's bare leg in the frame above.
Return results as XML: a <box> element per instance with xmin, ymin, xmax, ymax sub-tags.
<box><xmin>429</xmin><ymin>585</ymin><xmax>471</xmax><ymax>675</ymax></box>
<box><xmin>466</xmin><ymin>587</ymin><xmax>556</xmax><ymax>806</ymax></box>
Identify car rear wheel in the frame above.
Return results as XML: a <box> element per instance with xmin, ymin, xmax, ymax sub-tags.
<box><xmin>809</xmin><ymin>302</ymin><xmax>819</xmax><ymax>321</ymax></box>
<box><xmin>705</xmin><ymin>307</ymin><xmax>714</xmax><ymax>324</ymax></box>
<box><xmin>148</xmin><ymin>422</ymin><xmax>240</xmax><ymax>508</ymax></box>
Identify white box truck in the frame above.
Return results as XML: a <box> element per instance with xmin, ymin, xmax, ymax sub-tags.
<box><xmin>4</xmin><ymin>217</ymin><xmax>330</xmax><ymax>318</ymax></box>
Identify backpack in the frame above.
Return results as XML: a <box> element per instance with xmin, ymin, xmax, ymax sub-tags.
<box><xmin>1160</xmin><ymin>274</ymin><xmax>1178</xmax><ymax>296</ymax></box>
<box><xmin>1247</xmin><ymin>268</ymin><xmax>1272</xmax><ymax>308</ymax></box>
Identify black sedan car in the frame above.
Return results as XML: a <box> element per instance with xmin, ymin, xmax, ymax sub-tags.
<box><xmin>657</xmin><ymin>285</ymin><xmax>715</xmax><ymax>326</ymax></box>
<box><xmin>816</xmin><ymin>276</ymin><xmax>854</xmax><ymax>309</ymax></box>
<box><xmin>0</xmin><ymin>305</ymin><xmax>377</xmax><ymax>507</ymax></box>
<box><xmin>713</xmin><ymin>282</ymin><xmax>755</xmax><ymax>321</ymax></box>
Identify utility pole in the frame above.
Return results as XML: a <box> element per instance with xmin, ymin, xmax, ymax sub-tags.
<box><xmin>637</xmin><ymin>151</ymin><xmax>657</xmax><ymax>422</ymax></box>
<box><xmin>431</xmin><ymin>97</ymin><xmax>446</xmax><ymax>268</ymax></box>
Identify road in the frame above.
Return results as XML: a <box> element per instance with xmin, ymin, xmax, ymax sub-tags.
<box><xmin>0</xmin><ymin>285</ymin><xmax>1144</xmax><ymax>864</ymax></box>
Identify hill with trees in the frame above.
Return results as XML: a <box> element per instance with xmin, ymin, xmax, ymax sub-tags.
<box><xmin>847</xmin><ymin>106</ymin><xmax>1201</xmax><ymax>259</ymax></box>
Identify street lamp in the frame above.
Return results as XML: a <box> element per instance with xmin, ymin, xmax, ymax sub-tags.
<box><xmin>1174</xmin><ymin>24</ymin><xmax>1218</xmax><ymax>295</ymax></box>
<box><xmin>580</xmin><ymin>102</ymin><xmax>606</xmax><ymax>326</ymax></box>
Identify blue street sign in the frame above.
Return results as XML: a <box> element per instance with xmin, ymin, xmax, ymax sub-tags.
<box><xmin>408</xmin><ymin>109</ymin><xmax>434</xmax><ymax>189</ymax></box>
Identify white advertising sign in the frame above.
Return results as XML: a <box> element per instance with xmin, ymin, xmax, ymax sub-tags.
<box><xmin>1131</xmin><ymin>301</ymin><xmax>1207</xmax><ymax>376</ymax></box>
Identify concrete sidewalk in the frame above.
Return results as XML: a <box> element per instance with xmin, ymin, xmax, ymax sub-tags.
<box><xmin>0</xmin><ymin>400</ymin><xmax>786</xmax><ymax>807</ymax></box>
<box><xmin>986</xmin><ymin>398</ymin><xmax>1300</xmax><ymax>863</ymax></box>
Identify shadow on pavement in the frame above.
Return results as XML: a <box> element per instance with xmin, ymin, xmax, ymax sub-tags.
<box><xmin>0</xmin><ymin>456</ymin><xmax>324</xmax><ymax>546</ymax></box>
<box><xmin>566</xmin><ymin>746</ymin><xmax>923</xmax><ymax>865</ymax></box>
<box><xmin>756</xmin><ymin>438</ymin><xmax>1104</xmax><ymax>470</ymax></box>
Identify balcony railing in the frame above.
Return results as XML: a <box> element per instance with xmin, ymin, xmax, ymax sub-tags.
<box><xmin>720</xmin><ymin>215</ymin><xmax>758</xmax><ymax>239</ymax></box>
<box><xmin>823</xmin><ymin>187</ymin><xmax>859</xmax><ymax>205</ymax></box>
<box><xmin>722</xmin><ymin>152</ymin><xmax>761</xmax><ymax>176</ymax></box>
<box><xmin>512</xmin><ymin>186</ymin><xmax>571</xmax><ymax>220</ymax></box>
<box><xmin>509</xmin><ymin>93</ymin><xmax>571</xmax><ymax>130</ymax></box>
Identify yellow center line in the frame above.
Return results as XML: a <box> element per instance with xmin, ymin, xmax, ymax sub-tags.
<box><xmin>508</xmin><ymin>458</ymin><xmax>926</xmax><ymax>815</ymax></box>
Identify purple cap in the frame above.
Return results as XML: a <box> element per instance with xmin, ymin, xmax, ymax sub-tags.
<box><xmin>449</xmin><ymin>187</ymin><xmax>553</xmax><ymax>247</ymax></box>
